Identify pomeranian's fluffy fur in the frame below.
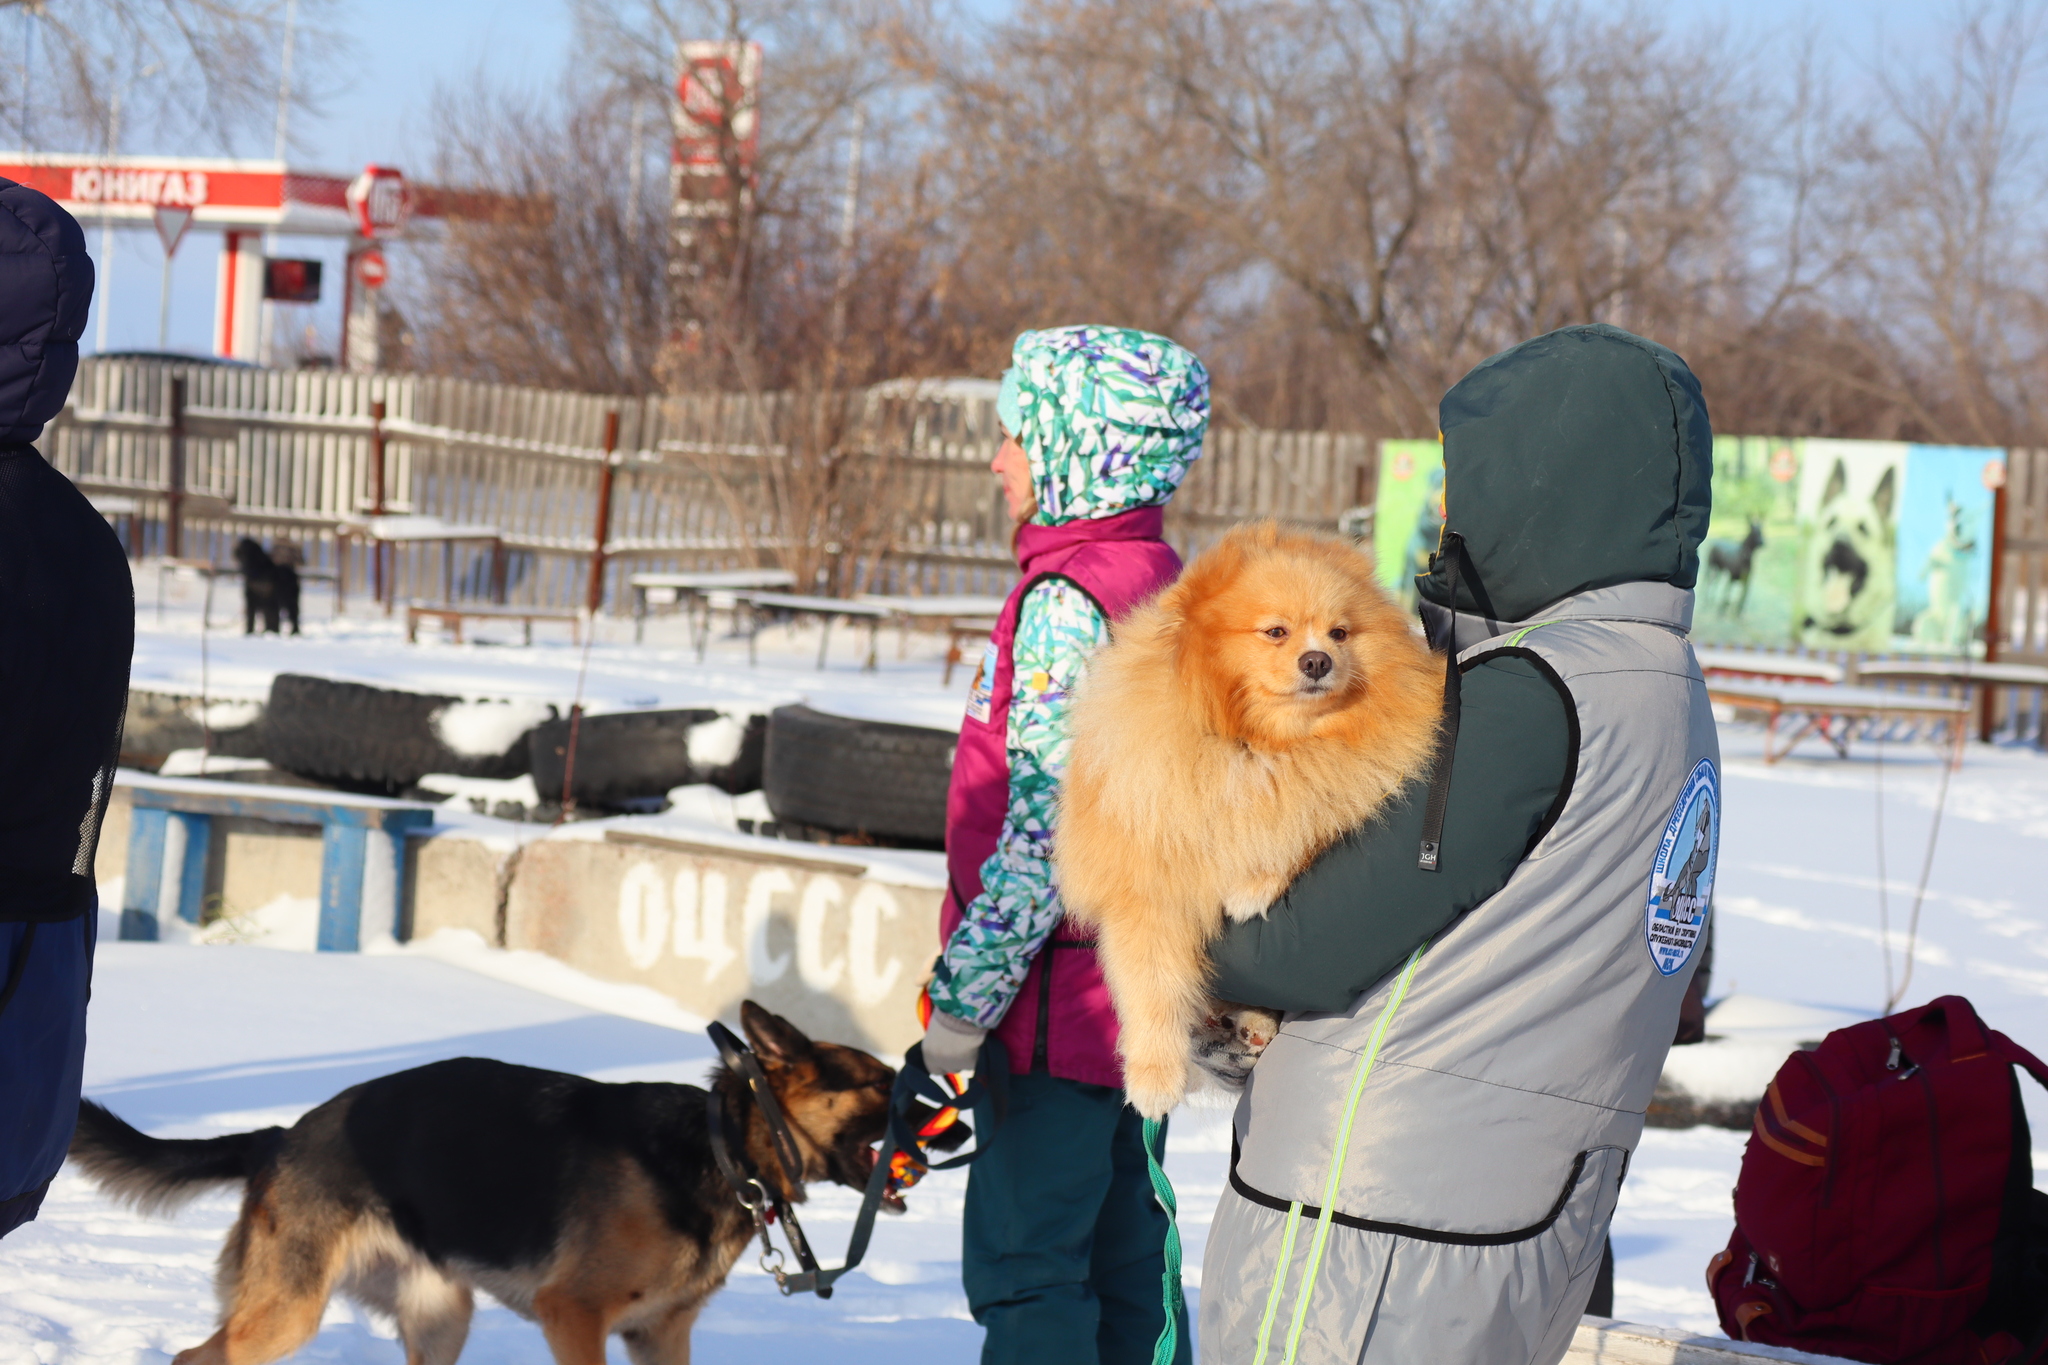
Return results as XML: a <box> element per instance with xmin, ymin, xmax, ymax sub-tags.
<box><xmin>1056</xmin><ymin>521</ymin><xmax>1444</xmax><ymax>1117</ymax></box>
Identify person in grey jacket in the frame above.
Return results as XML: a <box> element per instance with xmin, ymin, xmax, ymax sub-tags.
<box><xmin>1197</xmin><ymin>324</ymin><xmax>1716</xmax><ymax>1364</ymax></box>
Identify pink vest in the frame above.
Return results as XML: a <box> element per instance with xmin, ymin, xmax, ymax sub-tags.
<box><xmin>941</xmin><ymin>505</ymin><xmax>1183</xmax><ymax>1088</ymax></box>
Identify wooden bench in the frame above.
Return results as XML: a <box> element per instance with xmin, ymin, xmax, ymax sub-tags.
<box><xmin>736</xmin><ymin>591</ymin><xmax>894</xmax><ymax>670</ymax></box>
<box><xmin>406</xmin><ymin>601</ymin><xmax>582</xmax><ymax>646</ymax></box>
<box><xmin>1707</xmin><ymin>680</ymin><xmax>1970</xmax><ymax>766</ymax></box>
<box><xmin>116</xmin><ymin>772</ymin><xmax>437</xmax><ymax>951</ymax></box>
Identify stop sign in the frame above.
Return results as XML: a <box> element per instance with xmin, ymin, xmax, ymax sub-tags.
<box><xmin>355</xmin><ymin>249</ymin><xmax>388</xmax><ymax>289</ymax></box>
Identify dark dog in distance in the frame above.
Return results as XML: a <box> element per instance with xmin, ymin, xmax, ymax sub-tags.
<box><xmin>68</xmin><ymin>1001</ymin><xmax>898</xmax><ymax>1365</ymax></box>
<box><xmin>233</xmin><ymin>537</ymin><xmax>300</xmax><ymax>636</ymax></box>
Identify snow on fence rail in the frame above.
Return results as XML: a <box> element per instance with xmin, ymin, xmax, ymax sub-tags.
<box><xmin>41</xmin><ymin>358</ymin><xmax>1373</xmax><ymax>610</ymax></box>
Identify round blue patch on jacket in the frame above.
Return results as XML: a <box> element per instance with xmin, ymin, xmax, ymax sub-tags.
<box><xmin>1645</xmin><ymin>758</ymin><xmax>1717</xmax><ymax>976</ymax></box>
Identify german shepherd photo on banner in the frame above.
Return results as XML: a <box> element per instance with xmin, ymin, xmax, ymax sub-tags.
<box><xmin>1795</xmin><ymin>440</ymin><xmax>1901</xmax><ymax>652</ymax></box>
<box><xmin>66</xmin><ymin>1002</ymin><xmax>897</xmax><ymax>1365</ymax></box>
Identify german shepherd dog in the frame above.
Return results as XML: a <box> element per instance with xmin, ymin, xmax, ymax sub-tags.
<box><xmin>68</xmin><ymin>1002</ymin><xmax>897</xmax><ymax>1365</ymax></box>
<box><xmin>233</xmin><ymin>537</ymin><xmax>301</xmax><ymax>636</ymax></box>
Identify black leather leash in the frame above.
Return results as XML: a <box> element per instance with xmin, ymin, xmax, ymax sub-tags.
<box><xmin>703</xmin><ymin>1020</ymin><xmax>1009</xmax><ymax>1299</ymax></box>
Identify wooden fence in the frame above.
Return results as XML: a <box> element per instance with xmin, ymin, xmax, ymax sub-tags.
<box><xmin>41</xmin><ymin>359</ymin><xmax>1374</xmax><ymax>609</ymax></box>
<box><xmin>1996</xmin><ymin>448</ymin><xmax>2048</xmax><ymax>665</ymax></box>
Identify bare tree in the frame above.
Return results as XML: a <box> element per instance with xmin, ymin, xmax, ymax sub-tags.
<box><xmin>406</xmin><ymin>83</ymin><xmax>670</xmax><ymax>394</ymax></box>
<box><xmin>407</xmin><ymin>0</ymin><xmax>2048</xmax><ymax>459</ymax></box>
<box><xmin>0</xmin><ymin>0</ymin><xmax>336</xmax><ymax>154</ymax></box>
<box><xmin>925</xmin><ymin>0</ymin><xmax>1767</xmax><ymax>434</ymax></box>
<box><xmin>1827</xmin><ymin>2</ymin><xmax>2048</xmax><ymax>446</ymax></box>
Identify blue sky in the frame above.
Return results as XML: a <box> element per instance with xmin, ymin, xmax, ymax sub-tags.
<box><xmin>74</xmin><ymin>0</ymin><xmax>1959</xmax><ymax>362</ymax></box>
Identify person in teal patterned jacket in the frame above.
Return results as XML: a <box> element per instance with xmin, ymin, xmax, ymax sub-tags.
<box><xmin>920</xmin><ymin>325</ymin><xmax>1207</xmax><ymax>1365</ymax></box>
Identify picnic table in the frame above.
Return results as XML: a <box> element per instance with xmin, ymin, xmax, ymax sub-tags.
<box><xmin>90</xmin><ymin>494</ymin><xmax>143</xmax><ymax>559</ymax></box>
<box><xmin>856</xmin><ymin>593</ymin><xmax>1010</xmax><ymax>666</ymax></box>
<box><xmin>1707</xmin><ymin>680</ymin><xmax>1970</xmax><ymax>766</ymax></box>
<box><xmin>629</xmin><ymin>569</ymin><xmax>797</xmax><ymax>648</ymax></box>
<box><xmin>406</xmin><ymin>601</ymin><xmax>582</xmax><ymax>646</ymax></box>
<box><xmin>940</xmin><ymin>618</ymin><xmax>1000</xmax><ymax>685</ymax></box>
<box><xmin>342</xmin><ymin>515</ymin><xmax>507</xmax><ymax>614</ymax></box>
<box><xmin>1694</xmin><ymin>648</ymin><xmax>1846</xmax><ymax>685</ymax></box>
<box><xmin>1858</xmin><ymin>659</ymin><xmax>2048</xmax><ymax>747</ymax></box>
<box><xmin>736</xmin><ymin>590</ymin><xmax>894</xmax><ymax>670</ymax></box>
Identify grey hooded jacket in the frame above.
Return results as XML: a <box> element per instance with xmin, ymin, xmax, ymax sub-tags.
<box><xmin>1198</xmin><ymin>325</ymin><xmax>1717</xmax><ymax>1365</ymax></box>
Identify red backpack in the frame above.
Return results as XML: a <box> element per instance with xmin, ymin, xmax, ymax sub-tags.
<box><xmin>1708</xmin><ymin>996</ymin><xmax>2048</xmax><ymax>1363</ymax></box>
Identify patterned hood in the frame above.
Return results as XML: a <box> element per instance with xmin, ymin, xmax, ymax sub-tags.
<box><xmin>997</xmin><ymin>325</ymin><xmax>1209</xmax><ymax>526</ymax></box>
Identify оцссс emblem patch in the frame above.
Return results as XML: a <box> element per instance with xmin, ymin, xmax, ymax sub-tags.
<box><xmin>1645</xmin><ymin>757</ymin><xmax>1718</xmax><ymax>976</ymax></box>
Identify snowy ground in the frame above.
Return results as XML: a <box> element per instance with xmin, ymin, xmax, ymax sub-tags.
<box><xmin>5</xmin><ymin>571</ymin><xmax>2046</xmax><ymax>1361</ymax></box>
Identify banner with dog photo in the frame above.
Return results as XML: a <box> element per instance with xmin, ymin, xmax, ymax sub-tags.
<box><xmin>1693</xmin><ymin>436</ymin><xmax>1806</xmax><ymax>648</ymax></box>
<box><xmin>1382</xmin><ymin>433</ymin><xmax>2002</xmax><ymax>655</ymax></box>
<box><xmin>1789</xmin><ymin>439</ymin><xmax>2002</xmax><ymax>656</ymax></box>
<box><xmin>1894</xmin><ymin>445</ymin><xmax>2001</xmax><ymax>655</ymax></box>
<box><xmin>1373</xmin><ymin>438</ymin><xmax>1445</xmax><ymax>609</ymax></box>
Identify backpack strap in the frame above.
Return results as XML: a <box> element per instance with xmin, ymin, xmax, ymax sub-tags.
<box><xmin>1991</xmin><ymin>1032</ymin><xmax>2048</xmax><ymax>1093</ymax></box>
<box><xmin>1417</xmin><ymin>533</ymin><xmax>1467</xmax><ymax>873</ymax></box>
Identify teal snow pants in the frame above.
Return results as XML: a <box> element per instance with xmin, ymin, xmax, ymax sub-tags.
<box><xmin>962</xmin><ymin>1072</ymin><xmax>1191</xmax><ymax>1365</ymax></box>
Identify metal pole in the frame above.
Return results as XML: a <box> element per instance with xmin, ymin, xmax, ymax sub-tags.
<box><xmin>95</xmin><ymin>216</ymin><xmax>115</xmax><ymax>352</ymax></box>
<box><xmin>158</xmin><ymin>250</ymin><xmax>172</xmax><ymax>348</ymax></box>
<box><xmin>587</xmin><ymin>412</ymin><xmax>621</xmax><ymax>616</ymax></box>
<box><xmin>272</xmin><ymin>0</ymin><xmax>298</xmax><ymax>161</ymax></box>
<box><xmin>262</xmin><ymin>0</ymin><xmax>299</xmax><ymax>369</ymax></box>
<box><xmin>1981</xmin><ymin>475</ymin><xmax>2010</xmax><ymax>742</ymax></box>
<box><xmin>95</xmin><ymin>85</ymin><xmax>121</xmax><ymax>354</ymax></box>
<box><xmin>339</xmin><ymin>240</ymin><xmax>358</xmax><ymax>371</ymax></box>
<box><xmin>828</xmin><ymin>105</ymin><xmax>866</xmax><ymax>349</ymax></box>
<box><xmin>166</xmin><ymin>376</ymin><xmax>187</xmax><ymax>559</ymax></box>
<box><xmin>370</xmin><ymin>398</ymin><xmax>389</xmax><ymax>612</ymax></box>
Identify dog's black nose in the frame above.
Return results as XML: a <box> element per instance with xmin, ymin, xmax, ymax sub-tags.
<box><xmin>1298</xmin><ymin>651</ymin><xmax>1332</xmax><ymax>680</ymax></box>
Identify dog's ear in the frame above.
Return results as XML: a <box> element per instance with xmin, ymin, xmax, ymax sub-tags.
<box><xmin>1871</xmin><ymin>465</ymin><xmax>1897</xmax><ymax>524</ymax></box>
<box><xmin>740</xmin><ymin>1000</ymin><xmax>813</xmax><ymax>1065</ymax></box>
<box><xmin>1822</xmin><ymin>459</ymin><xmax>1848</xmax><ymax>507</ymax></box>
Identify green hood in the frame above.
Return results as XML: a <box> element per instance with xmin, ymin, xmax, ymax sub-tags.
<box><xmin>1419</xmin><ymin>323</ymin><xmax>1712</xmax><ymax>623</ymax></box>
<box><xmin>998</xmin><ymin>325</ymin><xmax>1209</xmax><ymax>526</ymax></box>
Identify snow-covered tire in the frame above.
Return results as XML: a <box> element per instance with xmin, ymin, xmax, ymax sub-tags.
<box><xmin>529</xmin><ymin>709</ymin><xmax>768</xmax><ymax>806</ymax></box>
<box><xmin>260</xmin><ymin>674</ymin><xmax>544</xmax><ymax>793</ymax></box>
<box><xmin>122</xmin><ymin>689</ymin><xmax>266</xmax><ymax>769</ymax></box>
<box><xmin>762</xmin><ymin>705</ymin><xmax>955</xmax><ymax>847</ymax></box>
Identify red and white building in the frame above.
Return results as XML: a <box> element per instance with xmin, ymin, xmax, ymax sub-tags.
<box><xmin>0</xmin><ymin>154</ymin><xmax>435</xmax><ymax>367</ymax></box>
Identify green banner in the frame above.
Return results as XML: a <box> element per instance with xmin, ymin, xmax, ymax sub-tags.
<box><xmin>1372</xmin><ymin>438</ymin><xmax>1443</xmax><ymax>611</ymax></box>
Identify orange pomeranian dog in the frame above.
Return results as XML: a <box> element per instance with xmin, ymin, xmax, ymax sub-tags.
<box><xmin>1055</xmin><ymin>521</ymin><xmax>1444</xmax><ymax>1118</ymax></box>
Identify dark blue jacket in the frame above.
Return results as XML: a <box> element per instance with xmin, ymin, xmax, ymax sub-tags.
<box><xmin>0</xmin><ymin>177</ymin><xmax>131</xmax><ymax>1237</ymax></box>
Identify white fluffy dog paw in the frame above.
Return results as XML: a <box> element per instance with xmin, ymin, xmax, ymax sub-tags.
<box><xmin>1221</xmin><ymin>878</ymin><xmax>1287</xmax><ymax>923</ymax></box>
<box><xmin>1122</xmin><ymin>1056</ymin><xmax>1189</xmax><ymax>1119</ymax></box>
<box><xmin>1125</xmin><ymin>1082</ymin><xmax>1182</xmax><ymax>1121</ymax></box>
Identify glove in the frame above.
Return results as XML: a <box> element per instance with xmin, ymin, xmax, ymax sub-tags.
<box><xmin>920</xmin><ymin>1007</ymin><xmax>988</xmax><ymax>1075</ymax></box>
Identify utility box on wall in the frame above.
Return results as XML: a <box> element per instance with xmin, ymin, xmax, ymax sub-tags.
<box><xmin>265</xmin><ymin>258</ymin><xmax>323</xmax><ymax>304</ymax></box>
